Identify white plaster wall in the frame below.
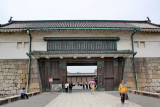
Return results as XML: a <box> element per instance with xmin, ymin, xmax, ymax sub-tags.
<box><xmin>0</xmin><ymin>30</ymin><xmax>160</xmax><ymax>59</ymax></box>
<box><xmin>134</xmin><ymin>32</ymin><xmax>160</xmax><ymax>57</ymax></box>
<box><xmin>31</xmin><ymin>30</ymin><xmax>133</xmax><ymax>51</ymax></box>
<box><xmin>0</xmin><ymin>42</ymin><xmax>28</xmax><ymax>59</ymax></box>
<box><xmin>0</xmin><ymin>32</ymin><xmax>29</xmax><ymax>59</ymax></box>
<box><xmin>135</xmin><ymin>41</ymin><xmax>160</xmax><ymax>57</ymax></box>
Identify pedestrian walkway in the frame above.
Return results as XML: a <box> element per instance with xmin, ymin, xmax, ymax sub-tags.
<box><xmin>45</xmin><ymin>92</ymin><xmax>141</xmax><ymax>107</ymax></box>
<box><xmin>1</xmin><ymin>92</ymin><xmax>60</xmax><ymax>107</ymax></box>
<box><xmin>2</xmin><ymin>91</ymin><xmax>160</xmax><ymax>107</ymax></box>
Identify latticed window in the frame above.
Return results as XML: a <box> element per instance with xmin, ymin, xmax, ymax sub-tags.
<box><xmin>44</xmin><ymin>37</ymin><xmax>119</xmax><ymax>52</ymax></box>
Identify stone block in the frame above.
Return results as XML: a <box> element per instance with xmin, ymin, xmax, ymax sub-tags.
<box><xmin>18</xmin><ymin>80</ymin><xmax>22</xmax><ymax>84</ymax></box>
<box><xmin>6</xmin><ymin>76</ymin><xmax>11</xmax><ymax>79</ymax></box>
<box><xmin>140</xmin><ymin>73</ymin><xmax>146</xmax><ymax>78</ymax></box>
<box><xmin>0</xmin><ymin>80</ymin><xmax>4</xmax><ymax>84</ymax></box>
<box><xmin>147</xmin><ymin>70</ymin><xmax>152</xmax><ymax>74</ymax></box>
<box><xmin>144</xmin><ymin>87</ymin><xmax>150</xmax><ymax>91</ymax></box>
<box><xmin>9</xmin><ymin>87</ymin><xmax>13</xmax><ymax>90</ymax></box>
<box><xmin>22</xmin><ymin>79</ymin><xmax>27</xmax><ymax>83</ymax></box>
<box><xmin>22</xmin><ymin>69</ymin><xmax>28</xmax><ymax>74</ymax></box>
<box><xmin>0</xmin><ymin>91</ymin><xmax>5</xmax><ymax>94</ymax></box>
<box><xmin>138</xmin><ymin>83</ymin><xmax>145</xmax><ymax>88</ymax></box>
<box><xmin>32</xmin><ymin>68</ymin><xmax>37</xmax><ymax>73</ymax></box>
<box><xmin>20</xmin><ymin>74</ymin><xmax>26</xmax><ymax>79</ymax></box>
<box><xmin>0</xmin><ymin>76</ymin><xmax>4</xmax><ymax>79</ymax></box>
<box><xmin>146</xmin><ymin>75</ymin><xmax>152</xmax><ymax>79</ymax></box>
<box><xmin>138</xmin><ymin>78</ymin><xmax>146</xmax><ymax>83</ymax></box>
<box><xmin>9</xmin><ymin>80</ymin><xmax>13</xmax><ymax>84</ymax></box>
<box><xmin>20</xmin><ymin>84</ymin><xmax>26</xmax><ymax>89</ymax></box>
<box><xmin>5</xmin><ymin>80</ymin><xmax>9</xmax><ymax>83</ymax></box>
<box><xmin>17</xmin><ymin>84</ymin><xmax>20</xmax><ymax>88</ymax></box>
<box><xmin>30</xmin><ymin>74</ymin><xmax>38</xmax><ymax>78</ymax></box>
<box><xmin>152</xmin><ymin>79</ymin><xmax>157</xmax><ymax>83</ymax></box>
<box><xmin>16</xmin><ymin>76</ymin><xmax>20</xmax><ymax>79</ymax></box>
<box><xmin>10</xmin><ymin>76</ymin><xmax>16</xmax><ymax>79</ymax></box>
<box><xmin>126</xmin><ymin>73</ymin><xmax>135</xmax><ymax>77</ymax></box>
<box><xmin>29</xmin><ymin>83</ymin><xmax>40</xmax><ymax>89</ymax></box>
<box><xmin>4</xmin><ymin>88</ymin><xmax>9</xmax><ymax>91</ymax></box>
<box><xmin>11</xmin><ymin>90</ymin><xmax>17</xmax><ymax>94</ymax></box>
<box><xmin>22</xmin><ymin>60</ymin><xmax>28</xmax><ymax>64</ymax></box>
<box><xmin>17</xmin><ymin>70</ymin><xmax>22</xmax><ymax>74</ymax></box>
<box><xmin>153</xmin><ymin>75</ymin><xmax>159</xmax><ymax>79</ymax></box>
<box><xmin>10</xmin><ymin>84</ymin><xmax>15</xmax><ymax>87</ymax></box>
<box><xmin>19</xmin><ymin>65</ymin><xmax>26</xmax><ymax>69</ymax></box>
<box><xmin>153</xmin><ymin>66</ymin><xmax>158</xmax><ymax>71</ymax></box>
<box><xmin>32</xmin><ymin>78</ymin><xmax>39</xmax><ymax>83</ymax></box>
<box><xmin>13</xmin><ymin>80</ymin><xmax>18</xmax><ymax>83</ymax></box>
<box><xmin>155</xmin><ymin>83</ymin><xmax>160</xmax><ymax>87</ymax></box>
<box><xmin>5</xmin><ymin>91</ymin><xmax>10</xmax><ymax>94</ymax></box>
<box><xmin>146</xmin><ymin>80</ymin><xmax>152</xmax><ymax>83</ymax></box>
<box><xmin>150</xmin><ymin>83</ymin><xmax>155</xmax><ymax>87</ymax></box>
<box><xmin>126</xmin><ymin>77</ymin><xmax>135</xmax><ymax>82</ymax></box>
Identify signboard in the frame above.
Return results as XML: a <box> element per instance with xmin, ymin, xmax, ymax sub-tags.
<box><xmin>49</xmin><ymin>78</ymin><xmax>53</xmax><ymax>82</ymax></box>
<box><xmin>52</xmin><ymin>84</ymin><xmax>62</xmax><ymax>92</ymax></box>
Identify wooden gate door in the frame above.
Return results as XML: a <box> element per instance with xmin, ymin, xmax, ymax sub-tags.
<box><xmin>97</xmin><ymin>58</ymin><xmax>124</xmax><ymax>91</ymax></box>
<box><xmin>39</xmin><ymin>59</ymin><xmax>67</xmax><ymax>92</ymax></box>
<box><xmin>104</xmin><ymin>61</ymin><xmax>114</xmax><ymax>91</ymax></box>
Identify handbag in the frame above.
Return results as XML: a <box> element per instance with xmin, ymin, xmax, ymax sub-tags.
<box><xmin>126</xmin><ymin>94</ymin><xmax>129</xmax><ymax>100</ymax></box>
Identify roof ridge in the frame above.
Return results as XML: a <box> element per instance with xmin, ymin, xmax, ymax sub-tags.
<box><xmin>11</xmin><ymin>19</ymin><xmax>149</xmax><ymax>23</ymax></box>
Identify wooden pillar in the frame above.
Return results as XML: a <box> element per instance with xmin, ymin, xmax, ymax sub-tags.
<box><xmin>59</xmin><ymin>61</ymin><xmax>67</xmax><ymax>85</ymax></box>
<box><xmin>113</xmin><ymin>59</ymin><xmax>119</xmax><ymax>91</ymax></box>
<box><xmin>97</xmin><ymin>61</ymin><xmax>105</xmax><ymax>91</ymax></box>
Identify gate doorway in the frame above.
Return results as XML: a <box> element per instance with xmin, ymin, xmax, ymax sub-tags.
<box><xmin>67</xmin><ymin>65</ymin><xmax>97</xmax><ymax>92</ymax></box>
<box><xmin>38</xmin><ymin>58</ymin><xmax>124</xmax><ymax>92</ymax></box>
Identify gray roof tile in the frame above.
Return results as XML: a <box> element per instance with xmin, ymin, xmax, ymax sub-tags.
<box><xmin>0</xmin><ymin>20</ymin><xmax>160</xmax><ymax>29</ymax></box>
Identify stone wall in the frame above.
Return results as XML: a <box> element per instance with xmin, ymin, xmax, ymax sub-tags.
<box><xmin>28</xmin><ymin>59</ymin><xmax>41</xmax><ymax>92</ymax></box>
<box><xmin>124</xmin><ymin>58</ymin><xmax>160</xmax><ymax>93</ymax></box>
<box><xmin>0</xmin><ymin>59</ymin><xmax>40</xmax><ymax>98</ymax></box>
<box><xmin>0</xmin><ymin>59</ymin><xmax>28</xmax><ymax>97</ymax></box>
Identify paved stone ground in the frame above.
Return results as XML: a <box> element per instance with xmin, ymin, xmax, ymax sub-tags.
<box><xmin>107</xmin><ymin>91</ymin><xmax>160</xmax><ymax>107</ymax></box>
<box><xmin>45</xmin><ymin>91</ymin><xmax>142</xmax><ymax>107</ymax></box>
<box><xmin>1</xmin><ymin>92</ymin><xmax>60</xmax><ymax>107</ymax></box>
<box><xmin>1</xmin><ymin>90</ymin><xmax>160</xmax><ymax>107</ymax></box>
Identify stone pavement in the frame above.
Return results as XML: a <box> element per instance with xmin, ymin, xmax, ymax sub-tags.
<box><xmin>1</xmin><ymin>91</ymin><xmax>160</xmax><ymax>107</ymax></box>
<box><xmin>45</xmin><ymin>92</ymin><xmax>141</xmax><ymax>107</ymax></box>
<box><xmin>1</xmin><ymin>92</ymin><xmax>60</xmax><ymax>107</ymax></box>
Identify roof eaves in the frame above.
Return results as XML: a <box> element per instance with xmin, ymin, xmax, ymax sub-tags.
<box><xmin>10</xmin><ymin>19</ymin><xmax>149</xmax><ymax>23</ymax></box>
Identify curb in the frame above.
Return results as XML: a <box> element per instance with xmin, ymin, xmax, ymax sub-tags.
<box><xmin>0</xmin><ymin>91</ymin><xmax>41</xmax><ymax>106</ymax></box>
<box><xmin>128</xmin><ymin>90</ymin><xmax>160</xmax><ymax>99</ymax></box>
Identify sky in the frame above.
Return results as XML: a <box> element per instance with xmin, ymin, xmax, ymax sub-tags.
<box><xmin>0</xmin><ymin>0</ymin><xmax>160</xmax><ymax>24</ymax></box>
<box><xmin>67</xmin><ymin>66</ymin><xmax>97</xmax><ymax>73</ymax></box>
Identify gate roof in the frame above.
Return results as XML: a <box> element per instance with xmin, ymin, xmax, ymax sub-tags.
<box><xmin>0</xmin><ymin>20</ymin><xmax>160</xmax><ymax>32</ymax></box>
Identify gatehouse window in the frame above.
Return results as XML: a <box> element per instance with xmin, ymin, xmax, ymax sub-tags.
<box><xmin>44</xmin><ymin>37</ymin><xmax>119</xmax><ymax>52</ymax></box>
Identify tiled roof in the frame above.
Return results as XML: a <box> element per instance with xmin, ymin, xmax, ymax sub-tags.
<box><xmin>0</xmin><ymin>20</ymin><xmax>160</xmax><ymax>30</ymax></box>
<box><xmin>31</xmin><ymin>50</ymin><xmax>133</xmax><ymax>55</ymax></box>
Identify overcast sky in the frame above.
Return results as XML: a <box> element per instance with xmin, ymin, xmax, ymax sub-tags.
<box><xmin>0</xmin><ymin>0</ymin><xmax>160</xmax><ymax>24</ymax></box>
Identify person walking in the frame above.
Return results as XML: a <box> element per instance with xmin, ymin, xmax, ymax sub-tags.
<box><xmin>90</xmin><ymin>83</ymin><xmax>95</xmax><ymax>95</ymax></box>
<box><xmin>83</xmin><ymin>82</ymin><xmax>85</xmax><ymax>89</ymax></box>
<box><xmin>86</xmin><ymin>82</ymin><xmax>88</xmax><ymax>89</ymax></box>
<box><xmin>119</xmin><ymin>80</ymin><xmax>127</xmax><ymax>104</ymax></box>
<box><xmin>65</xmin><ymin>82</ymin><xmax>69</xmax><ymax>93</ymax></box>
<box><xmin>19</xmin><ymin>87</ymin><xmax>28</xmax><ymax>99</ymax></box>
<box><xmin>69</xmin><ymin>82</ymin><xmax>73</xmax><ymax>93</ymax></box>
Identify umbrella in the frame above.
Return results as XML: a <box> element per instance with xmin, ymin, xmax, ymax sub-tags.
<box><xmin>88</xmin><ymin>81</ymin><xmax>96</xmax><ymax>84</ymax></box>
